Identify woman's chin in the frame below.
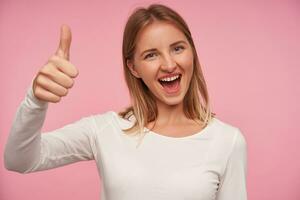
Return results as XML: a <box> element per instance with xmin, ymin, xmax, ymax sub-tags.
<box><xmin>150</xmin><ymin>84</ymin><xmax>187</xmax><ymax>106</ymax></box>
<box><xmin>157</xmin><ymin>95</ymin><xmax>185</xmax><ymax>107</ymax></box>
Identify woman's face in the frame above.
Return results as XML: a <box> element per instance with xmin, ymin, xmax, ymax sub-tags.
<box><xmin>127</xmin><ymin>21</ymin><xmax>194</xmax><ymax>106</ymax></box>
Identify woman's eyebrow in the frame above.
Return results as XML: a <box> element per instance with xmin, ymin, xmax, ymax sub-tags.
<box><xmin>140</xmin><ymin>48</ymin><xmax>156</xmax><ymax>57</ymax></box>
<box><xmin>140</xmin><ymin>40</ymin><xmax>188</xmax><ymax>57</ymax></box>
<box><xmin>170</xmin><ymin>40</ymin><xmax>187</xmax><ymax>47</ymax></box>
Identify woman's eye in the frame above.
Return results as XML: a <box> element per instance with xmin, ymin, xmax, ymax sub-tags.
<box><xmin>144</xmin><ymin>52</ymin><xmax>157</xmax><ymax>59</ymax></box>
<box><xmin>174</xmin><ymin>45</ymin><xmax>184</xmax><ymax>53</ymax></box>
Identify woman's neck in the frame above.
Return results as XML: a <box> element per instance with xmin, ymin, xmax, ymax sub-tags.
<box><xmin>154</xmin><ymin>100</ymin><xmax>187</xmax><ymax>126</ymax></box>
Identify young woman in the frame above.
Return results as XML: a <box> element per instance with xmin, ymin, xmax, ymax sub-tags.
<box><xmin>4</xmin><ymin>4</ymin><xmax>247</xmax><ymax>200</ymax></box>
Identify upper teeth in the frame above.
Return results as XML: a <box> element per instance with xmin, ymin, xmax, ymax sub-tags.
<box><xmin>159</xmin><ymin>75</ymin><xmax>180</xmax><ymax>82</ymax></box>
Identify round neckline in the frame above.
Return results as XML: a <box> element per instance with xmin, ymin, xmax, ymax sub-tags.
<box><xmin>144</xmin><ymin>117</ymin><xmax>216</xmax><ymax>140</ymax></box>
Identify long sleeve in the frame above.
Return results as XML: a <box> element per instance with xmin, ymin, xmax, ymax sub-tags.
<box><xmin>4</xmin><ymin>81</ymin><xmax>97</xmax><ymax>173</ymax></box>
<box><xmin>216</xmin><ymin>129</ymin><xmax>248</xmax><ymax>200</ymax></box>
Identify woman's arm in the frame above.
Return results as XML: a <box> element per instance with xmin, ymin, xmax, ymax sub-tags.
<box><xmin>216</xmin><ymin>129</ymin><xmax>248</xmax><ymax>200</ymax></box>
<box><xmin>4</xmin><ymin>81</ymin><xmax>97</xmax><ymax>173</ymax></box>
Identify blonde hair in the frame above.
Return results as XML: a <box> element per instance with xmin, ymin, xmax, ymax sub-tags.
<box><xmin>119</xmin><ymin>4</ymin><xmax>216</xmax><ymax>146</ymax></box>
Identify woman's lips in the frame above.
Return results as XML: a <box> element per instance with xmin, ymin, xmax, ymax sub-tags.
<box><xmin>158</xmin><ymin>75</ymin><xmax>181</xmax><ymax>94</ymax></box>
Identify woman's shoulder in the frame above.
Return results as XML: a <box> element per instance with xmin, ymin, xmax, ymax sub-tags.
<box><xmin>209</xmin><ymin>117</ymin><xmax>247</xmax><ymax>164</ymax></box>
<box><xmin>211</xmin><ymin>117</ymin><xmax>247</xmax><ymax>145</ymax></box>
<box><xmin>91</xmin><ymin>110</ymin><xmax>134</xmax><ymax>129</ymax></box>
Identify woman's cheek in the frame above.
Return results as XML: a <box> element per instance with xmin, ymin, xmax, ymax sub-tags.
<box><xmin>177</xmin><ymin>56</ymin><xmax>193</xmax><ymax>68</ymax></box>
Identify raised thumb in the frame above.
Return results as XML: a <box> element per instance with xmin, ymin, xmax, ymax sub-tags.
<box><xmin>55</xmin><ymin>24</ymin><xmax>72</xmax><ymax>60</ymax></box>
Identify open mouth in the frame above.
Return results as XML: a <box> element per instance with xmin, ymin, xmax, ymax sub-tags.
<box><xmin>158</xmin><ymin>74</ymin><xmax>182</xmax><ymax>94</ymax></box>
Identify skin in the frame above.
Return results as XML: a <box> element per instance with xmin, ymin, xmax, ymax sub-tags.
<box><xmin>127</xmin><ymin>21</ymin><xmax>203</xmax><ymax>136</ymax></box>
<box><xmin>33</xmin><ymin>25</ymin><xmax>78</xmax><ymax>103</ymax></box>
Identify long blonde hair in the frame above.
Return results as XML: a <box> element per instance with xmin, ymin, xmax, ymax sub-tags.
<box><xmin>119</xmin><ymin>4</ymin><xmax>216</xmax><ymax>145</ymax></box>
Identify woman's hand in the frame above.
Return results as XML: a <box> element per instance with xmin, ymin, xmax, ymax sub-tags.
<box><xmin>32</xmin><ymin>25</ymin><xmax>79</xmax><ymax>103</ymax></box>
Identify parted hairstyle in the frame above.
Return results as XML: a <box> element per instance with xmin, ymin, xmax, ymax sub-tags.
<box><xmin>118</xmin><ymin>4</ymin><xmax>216</xmax><ymax>146</ymax></box>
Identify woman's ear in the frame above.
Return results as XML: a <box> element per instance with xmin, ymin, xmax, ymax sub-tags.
<box><xmin>127</xmin><ymin>59</ymin><xmax>141</xmax><ymax>78</ymax></box>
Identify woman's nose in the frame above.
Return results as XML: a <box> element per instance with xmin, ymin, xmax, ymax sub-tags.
<box><xmin>160</xmin><ymin>54</ymin><xmax>177</xmax><ymax>72</ymax></box>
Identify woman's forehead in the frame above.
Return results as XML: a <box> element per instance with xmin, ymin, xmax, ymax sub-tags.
<box><xmin>135</xmin><ymin>21</ymin><xmax>188</xmax><ymax>50</ymax></box>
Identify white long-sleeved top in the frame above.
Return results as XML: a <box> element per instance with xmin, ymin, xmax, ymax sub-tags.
<box><xmin>4</xmin><ymin>83</ymin><xmax>248</xmax><ymax>200</ymax></box>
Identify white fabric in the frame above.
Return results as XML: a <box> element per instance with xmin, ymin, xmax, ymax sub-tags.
<box><xmin>4</xmin><ymin>83</ymin><xmax>248</xmax><ymax>200</ymax></box>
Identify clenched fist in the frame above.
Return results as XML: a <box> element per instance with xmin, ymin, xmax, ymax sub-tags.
<box><xmin>32</xmin><ymin>25</ymin><xmax>79</xmax><ymax>103</ymax></box>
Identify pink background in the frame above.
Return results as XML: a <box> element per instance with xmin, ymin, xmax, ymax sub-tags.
<box><xmin>1</xmin><ymin>0</ymin><xmax>299</xmax><ymax>199</ymax></box>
